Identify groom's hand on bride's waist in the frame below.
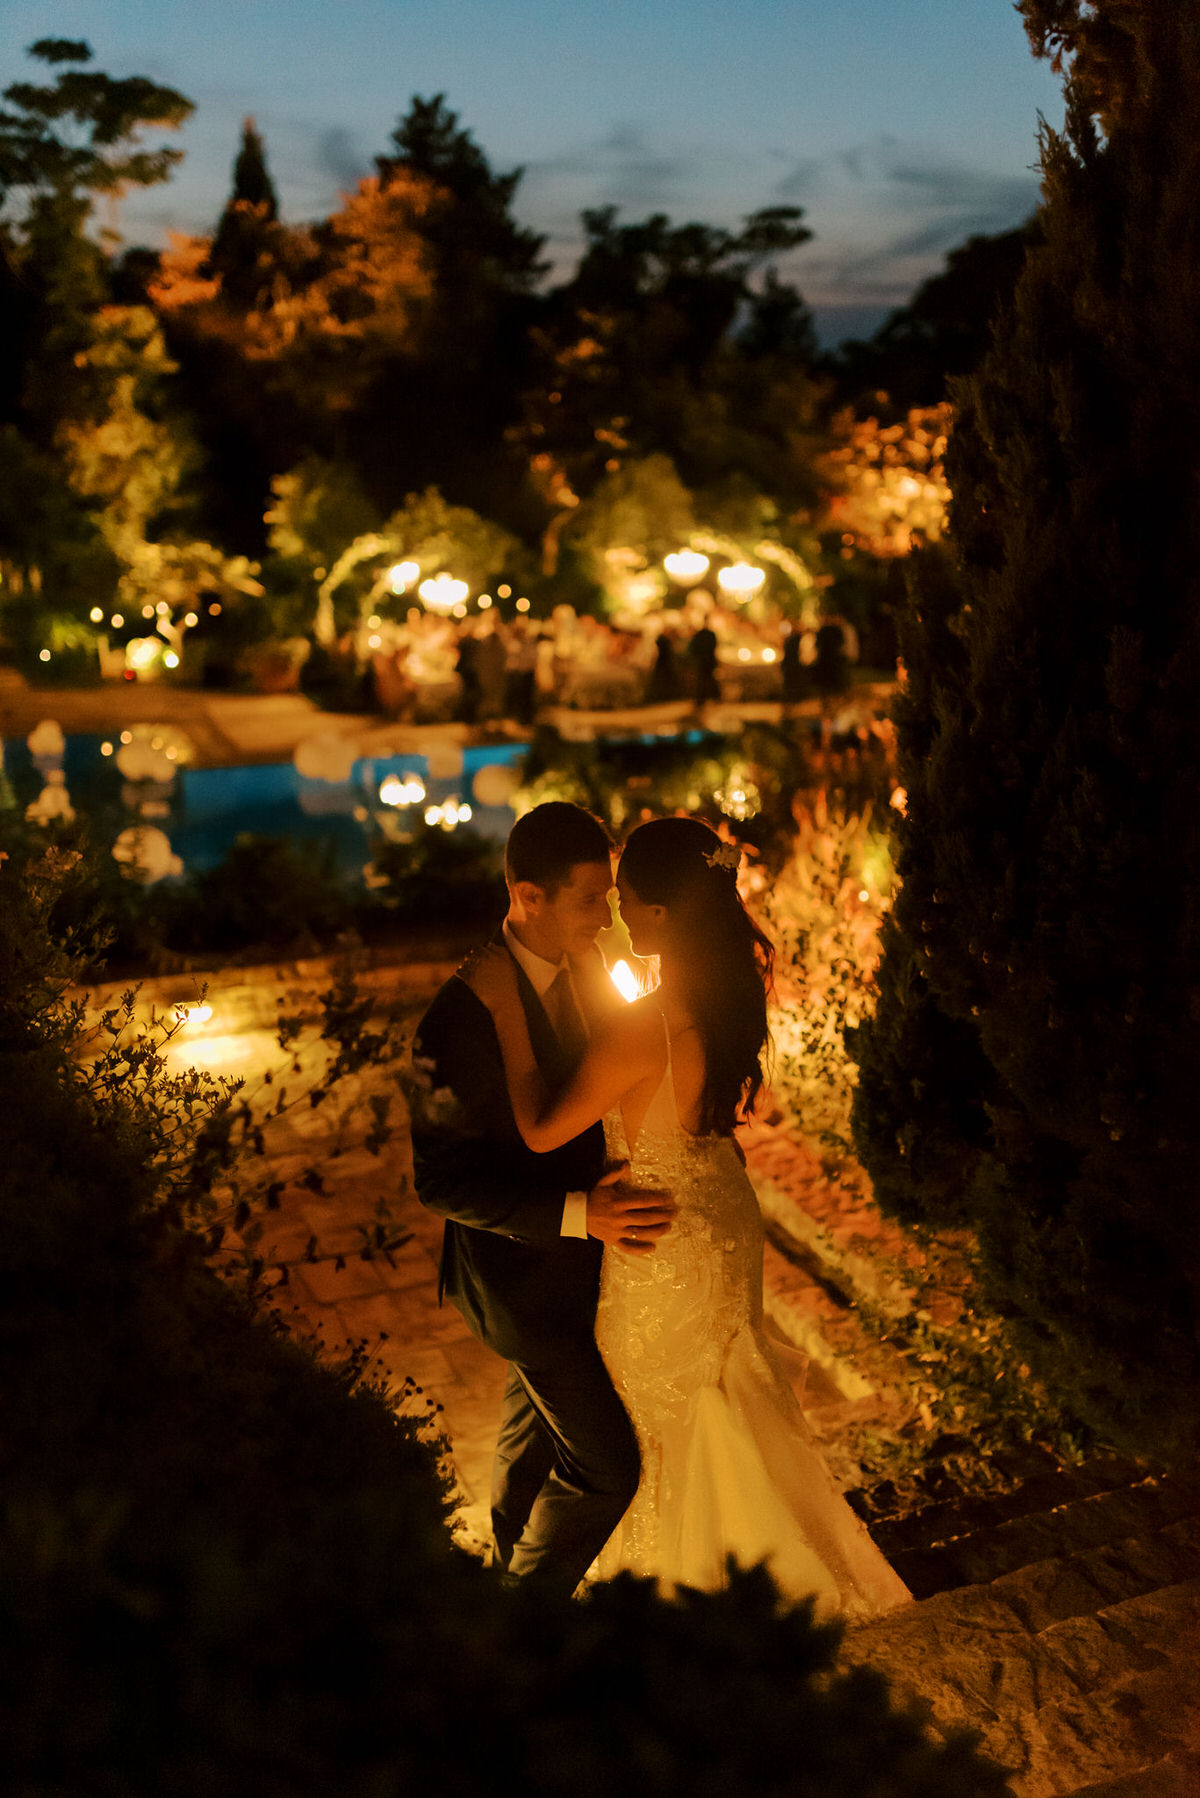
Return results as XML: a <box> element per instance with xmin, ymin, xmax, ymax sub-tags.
<box><xmin>585</xmin><ymin>1163</ymin><xmax>675</xmax><ymax>1253</ymax></box>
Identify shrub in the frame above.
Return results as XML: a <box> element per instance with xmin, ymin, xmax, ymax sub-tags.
<box><xmin>755</xmin><ymin>794</ymin><xmax>893</xmax><ymax>1160</ymax></box>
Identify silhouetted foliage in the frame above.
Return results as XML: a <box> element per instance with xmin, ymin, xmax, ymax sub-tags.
<box><xmin>852</xmin><ymin>3</ymin><xmax>1200</xmax><ymax>1461</ymax></box>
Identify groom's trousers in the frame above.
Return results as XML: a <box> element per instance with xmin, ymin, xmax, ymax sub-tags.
<box><xmin>492</xmin><ymin>1343</ymin><xmax>639</xmax><ymax>1597</ymax></box>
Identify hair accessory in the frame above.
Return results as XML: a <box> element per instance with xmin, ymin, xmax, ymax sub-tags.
<box><xmin>703</xmin><ymin>841</ymin><xmax>741</xmax><ymax>872</ymax></box>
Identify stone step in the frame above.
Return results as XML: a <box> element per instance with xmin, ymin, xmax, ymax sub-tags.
<box><xmin>1012</xmin><ymin>1628</ymin><xmax>1200</xmax><ymax>1796</ymax></box>
<box><xmin>862</xmin><ymin>1456</ymin><xmax>1162</xmax><ymax>1557</ymax></box>
<box><xmin>840</xmin><ymin>1568</ymin><xmax>1200</xmax><ymax>1796</ymax></box>
<box><xmin>886</xmin><ymin>1476</ymin><xmax>1200</xmax><ymax>1600</ymax></box>
<box><xmin>842</xmin><ymin>1528</ymin><xmax>1200</xmax><ymax>1694</ymax></box>
<box><xmin>1068</xmin><ymin>1755</ymin><xmax>1200</xmax><ymax>1796</ymax></box>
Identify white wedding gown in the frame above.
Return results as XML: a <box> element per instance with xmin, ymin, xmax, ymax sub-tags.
<box><xmin>592</xmin><ymin>1016</ymin><xmax>912</xmax><ymax>1619</ymax></box>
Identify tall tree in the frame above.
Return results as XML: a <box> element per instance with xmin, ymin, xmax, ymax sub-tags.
<box><xmin>207</xmin><ymin>116</ymin><xmax>279</xmax><ymax>307</ymax></box>
<box><xmin>0</xmin><ymin>38</ymin><xmax>192</xmax><ymax>435</ymax></box>
<box><xmin>851</xmin><ymin>2</ymin><xmax>1200</xmax><ymax>1457</ymax></box>
<box><xmin>0</xmin><ymin>39</ymin><xmax>195</xmax><ymax>654</ymax></box>
<box><xmin>512</xmin><ymin>205</ymin><xmax>817</xmax><ymax>527</ymax></box>
<box><xmin>152</xmin><ymin>146</ymin><xmax>435</xmax><ymax>544</ymax></box>
<box><xmin>375</xmin><ymin>92</ymin><xmax>545</xmax><ymax>300</ymax></box>
<box><xmin>366</xmin><ymin>94</ymin><xmax>549</xmax><ymax>518</ymax></box>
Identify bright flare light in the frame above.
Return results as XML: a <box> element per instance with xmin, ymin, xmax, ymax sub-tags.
<box><xmin>389</xmin><ymin>560</ymin><xmax>420</xmax><ymax>594</ymax></box>
<box><xmin>126</xmin><ymin>637</ymin><xmax>164</xmax><ymax>672</ymax></box>
<box><xmin>664</xmin><ymin>550</ymin><xmax>710</xmax><ymax>583</ymax></box>
<box><xmin>424</xmin><ymin>799</ymin><xmax>473</xmax><ymax>830</ymax></box>
<box><xmin>419</xmin><ymin>573</ymin><xmax>469</xmax><ymax>614</ymax></box>
<box><xmin>379</xmin><ymin>774</ymin><xmax>426</xmax><ymax>807</ymax></box>
<box><xmin>609</xmin><ymin>959</ymin><xmax>640</xmax><ymax>1003</ymax></box>
<box><xmin>176</xmin><ymin>1004</ymin><xmax>213</xmax><ymax>1026</ymax></box>
<box><xmin>717</xmin><ymin>562</ymin><xmax>765</xmax><ymax>601</ymax></box>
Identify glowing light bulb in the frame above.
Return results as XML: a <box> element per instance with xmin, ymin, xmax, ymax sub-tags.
<box><xmin>716</xmin><ymin>563</ymin><xmax>765</xmax><ymax>601</ymax></box>
<box><xmin>664</xmin><ymin>550</ymin><xmax>710</xmax><ymax>583</ymax></box>
<box><xmin>418</xmin><ymin>573</ymin><xmax>469</xmax><ymax>614</ymax></box>
<box><xmin>610</xmin><ymin>960</ymin><xmax>639</xmax><ymax>1003</ymax></box>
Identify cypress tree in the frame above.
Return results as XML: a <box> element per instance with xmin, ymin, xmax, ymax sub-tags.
<box><xmin>209</xmin><ymin>117</ymin><xmax>279</xmax><ymax>306</ymax></box>
<box><xmin>851</xmin><ymin>2</ymin><xmax>1200</xmax><ymax>1458</ymax></box>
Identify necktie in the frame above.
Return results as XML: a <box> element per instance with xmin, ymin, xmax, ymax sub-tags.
<box><xmin>549</xmin><ymin>966</ymin><xmax>588</xmax><ymax>1068</ymax></box>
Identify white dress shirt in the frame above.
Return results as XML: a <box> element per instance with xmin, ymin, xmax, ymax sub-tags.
<box><xmin>502</xmin><ymin>920</ymin><xmax>591</xmax><ymax>1239</ymax></box>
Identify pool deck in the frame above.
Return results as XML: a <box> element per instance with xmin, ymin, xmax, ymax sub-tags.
<box><xmin>0</xmin><ymin>667</ymin><xmax>895</xmax><ymax>769</ymax></box>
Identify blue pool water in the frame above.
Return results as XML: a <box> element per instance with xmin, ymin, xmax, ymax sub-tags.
<box><xmin>2</xmin><ymin>735</ymin><xmax>529</xmax><ymax>878</ymax></box>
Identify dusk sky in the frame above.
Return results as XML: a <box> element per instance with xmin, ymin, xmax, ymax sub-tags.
<box><xmin>2</xmin><ymin>0</ymin><xmax>1063</xmax><ymax>344</ymax></box>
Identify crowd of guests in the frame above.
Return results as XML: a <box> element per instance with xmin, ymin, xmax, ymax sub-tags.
<box><xmin>363</xmin><ymin>599</ymin><xmax>862</xmax><ymax>726</ymax></box>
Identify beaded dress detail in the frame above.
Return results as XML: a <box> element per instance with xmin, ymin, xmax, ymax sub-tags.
<box><xmin>593</xmin><ymin>1014</ymin><xmax>911</xmax><ymax>1618</ymax></box>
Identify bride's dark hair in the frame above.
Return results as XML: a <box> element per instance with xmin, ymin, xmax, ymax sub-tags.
<box><xmin>618</xmin><ymin>816</ymin><xmax>773</xmax><ymax>1135</ymax></box>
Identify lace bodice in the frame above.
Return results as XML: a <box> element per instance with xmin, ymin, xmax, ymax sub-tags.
<box><xmin>593</xmin><ymin>1010</ymin><xmax>911</xmax><ymax>1617</ymax></box>
<box><xmin>599</xmin><ymin>1025</ymin><xmax>765</xmax><ymax>1434</ymax></box>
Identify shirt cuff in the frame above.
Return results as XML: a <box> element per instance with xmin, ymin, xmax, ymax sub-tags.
<box><xmin>561</xmin><ymin>1190</ymin><xmax>589</xmax><ymax>1239</ymax></box>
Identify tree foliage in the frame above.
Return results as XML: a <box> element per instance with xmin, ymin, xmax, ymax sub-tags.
<box><xmin>510</xmin><ymin>205</ymin><xmax>819</xmax><ymax>523</ymax></box>
<box><xmin>851</xmin><ymin>2</ymin><xmax>1200</xmax><ymax>1460</ymax></box>
<box><xmin>817</xmin><ymin>406</ymin><xmax>952</xmax><ymax>558</ymax></box>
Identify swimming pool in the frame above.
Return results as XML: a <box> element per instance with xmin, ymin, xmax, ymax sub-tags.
<box><xmin>2</xmin><ymin>734</ymin><xmax>528</xmax><ymax>878</ymax></box>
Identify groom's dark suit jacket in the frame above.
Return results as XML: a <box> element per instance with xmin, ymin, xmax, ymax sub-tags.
<box><xmin>410</xmin><ymin>941</ymin><xmax>609</xmax><ymax>1364</ymax></box>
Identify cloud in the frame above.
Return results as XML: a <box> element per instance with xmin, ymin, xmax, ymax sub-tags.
<box><xmin>316</xmin><ymin>126</ymin><xmax>369</xmax><ymax>191</ymax></box>
<box><xmin>773</xmin><ymin>135</ymin><xmax>1040</xmax><ymax>321</ymax></box>
<box><xmin>525</xmin><ymin>121</ymin><xmax>696</xmax><ymax>215</ymax></box>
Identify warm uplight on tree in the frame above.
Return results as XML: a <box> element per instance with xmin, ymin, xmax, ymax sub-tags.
<box><xmin>820</xmin><ymin>404</ymin><xmax>952</xmax><ymax>556</ymax></box>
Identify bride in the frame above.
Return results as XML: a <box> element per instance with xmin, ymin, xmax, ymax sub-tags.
<box><xmin>464</xmin><ymin>815</ymin><xmax>910</xmax><ymax>1619</ymax></box>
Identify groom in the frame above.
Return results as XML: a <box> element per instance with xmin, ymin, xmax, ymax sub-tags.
<box><xmin>410</xmin><ymin>800</ymin><xmax>674</xmax><ymax>1596</ymax></box>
